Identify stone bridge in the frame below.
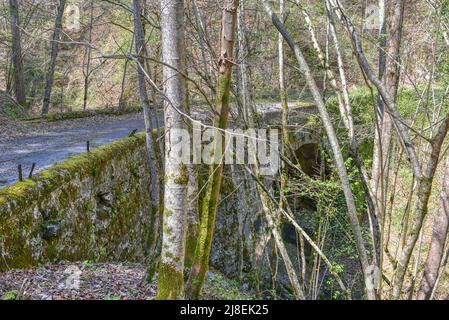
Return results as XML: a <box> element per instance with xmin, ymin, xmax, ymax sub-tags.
<box><xmin>192</xmin><ymin>102</ymin><xmax>321</xmax><ymax>156</ymax></box>
<box><xmin>0</xmin><ymin>104</ymin><xmax>321</xmax><ymax>294</ymax></box>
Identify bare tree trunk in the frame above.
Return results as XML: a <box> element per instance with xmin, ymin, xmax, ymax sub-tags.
<box><xmin>186</xmin><ymin>0</ymin><xmax>239</xmax><ymax>300</ymax></box>
<box><xmin>328</xmin><ymin>3</ymin><xmax>382</xmax><ymax>270</ymax></box>
<box><xmin>237</xmin><ymin>0</ymin><xmax>252</xmax><ymax>124</ymax></box>
<box><xmin>185</xmin><ymin>165</ymin><xmax>199</xmax><ymax>271</ymax></box>
<box><xmin>42</xmin><ymin>0</ymin><xmax>66</xmax><ymax>115</ymax></box>
<box><xmin>297</xmin><ymin>1</ymin><xmax>380</xmax><ymax>268</ymax></box>
<box><xmin>261</xmin><ymin>0</ymin><xmax>376</xmax><ymax>300</ymax></box>
<box><xmin>277</xmin><ymin>0</ymin><xmax>307</xmax><ymax>296</ymax></box>
<box><xmin>83</xmin><ymin>0</ymin><xmax>94</xmax><ymax>111</ymax></box>
<box><xmin>326</xmin><ymin>0</ymin><xmax>449</xmax><ymax>298</ymax></box>
<box><xmin>328</xmin><ymin>0</ymin><xmax>421</xmax><ymax>180</ymax></box>
<box><xmin>372</xmin><ymin>0</ymin><xmax>405</xmax><ymax>222</ymax></box>
<box><xmin>392</xmin><ymin>114</ymin><xmax>449</xmax><ymax>298</ymax></box>
<box><xmin>118</xmin><ymin>37</ymin><xmax>134</xmax><ymax>109</ymax></box>
<box><xmin>372</xmin><ymin>0</ymin><xmax>387</xmax><ymax>196</ymax></box>
<box><xmin>257</xmin><ymin>177</ymin><xmax>306</xmax><ymax>300</ymax></box>
<box><xmin>418</xmin><ymin>156</ymin><xmax>449</xmax><ymax>299</ymax></box>
<box><xmin>8</xmin><ymin>0</ymin><xmax>27</xmax><ymax>107</ymax></box>
<box><xmin>132</xmin><ymin>0</ymin><xmax>162</xmax><ymax>283</ymax></box>
<box><xmin>279</xmin><ymin>0</ymin><xmax>290</xmax><ymax>212</ymax></box>
<box><xmin>191</xmin><ymin>0</ymin><xmax>213</xmax><ymax>95</ymax></box>
<box><xmin>157</xmin><ymin>0</ymin><xmax>188</xmax><ymax>300</ymax></box>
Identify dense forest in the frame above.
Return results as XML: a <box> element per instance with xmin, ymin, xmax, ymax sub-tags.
<box><xmin>0</xmin><ymin>0</ymin><xmax>448</xmax><ymax>302</ymax></box>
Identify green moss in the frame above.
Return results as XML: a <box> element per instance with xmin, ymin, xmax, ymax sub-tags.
<box><xmin>0</xmin><ymin>130</ymin><xmax>157</xmax><ymax>272</ymax></box>
<box><xmin>164</xmin><ymin>225</ymin><xmax>173</xmax><ymax>235</ymax></box>
<box><xmin>184</xmin><ymin>227</ymin><xmax>199</xmax><ymax>271</ymax></box>
<box><xmin>28</xmin><ymin>105</ymin><xmax>144</xmax><ymax>123</ymax></box>
<box><xmin>174</xmin><ymin>165</ymin><xmax>189</xmax><ymax>185</ymax></box>
<box><xmin>296</xmin><ymin>101</ymin><xmax>316</xmax><ymax>108</ymax></box>
<box><xmin>156</xmin><ymin>263</ymin><xmax>185</xmax><ymax>300</ymax></box>
<box><xmin>164</xmin><ymin>209</ymin><xmax>173</xmax><ymax>218</ymax></box>
<box><xmin>1</xmin><ymin>291</ymin><xmax>19</xmax><ymax>300</ymax></box>
<box><xmin>0</xmin><ymin>133</ymin><xmax>147</xmax><ymax>214</ymax></box>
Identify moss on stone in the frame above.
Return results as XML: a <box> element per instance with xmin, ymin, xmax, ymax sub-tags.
<box><xmin>0</xmin><ymin>131</ymin><xmax>156</xmax><ymax>272</ymax></box>
<box><xmin>0</xmin><ymin>133</ymin><xmax>146</xmax><ymax>214</ymax></box>
<box><xmin>0</xmin><ymin>179</ymin><xmax>38</xmax><ymax>208</ymax></box>
<box><xmin>35</xmin><ymin>105</ymin><xmax>144</xmax><ymax>123</ymax></box>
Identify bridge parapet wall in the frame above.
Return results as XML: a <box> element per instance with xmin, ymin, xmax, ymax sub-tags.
<box><xmin>0</xmin><ymin>133</ymin><xmax>154</xmax><ymax>271</ymax></box>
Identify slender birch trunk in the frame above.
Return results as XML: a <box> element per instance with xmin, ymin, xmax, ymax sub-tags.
<box><xmin>157</xmin><ymin>0</ymin><xmax>189</xmax><ymax>300</ymax></box>
<box><xmin>186</xmin><ymin>0</ymin><xmax>239</xmax><ymax>300</ymax></box>
<box><xmin>256</xmin><ymin>173</ymin><xmax>306</xmax><ymax>300</ymax></box>
<box><xmin>42</xmin><ymin>0</ymin><xmax>66</xmax><ymax>115</ymax></box>
<box><xmin>277</xmin><ymin>0</ymin><xmax>307</xmax><ymax>296</ymax></box>
<box><xmin>320</xmin><ymin>0</ymin><xmax>382</xmax><ymax>270</ymax></box>
<box><xmin>9</xmin><ymin>0</ymin><xmax>26</xmax><ymax>107</ymax></box>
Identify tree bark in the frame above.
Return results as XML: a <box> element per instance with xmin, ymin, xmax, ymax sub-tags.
<box><xmin>372</xmin><ymin>0</ymin><xmax>405</xmax><ymax>222</ymax></box>
<box><xmin>417</xmin><ymin>155</ymin><xmax>449</xmax><ymax>299</ymax></box>
<box><xmin>157</xmin><ymin>0</ymin><xmax>189</xmax><ymax>300</ymax></box>
<box><xmin>186</xmin><ymin>0</ymin><xmax>239</xmax><ymax>300</ymax></box>
<box><xmin>279</xmin><ymin>0</ymin><xmax>290</xmax><ymax>212</ymax></box>
<box><xmin>237</xmin><ymin>0</ymin><xmax>252</xmax><ymax>125</ymax></box>
<box><xmin>83</xmin><ymin>0</ymin><xmax>94</xmax><ymax>111</ymax></box>
<box><xmin>132</xmin><ymin>0</ymin><xmax>162</xmax><ymax>283</ymax></box>
<box><xmin>42</xmin><ymin>0</ymin><xmax>66</xmax><ymax>115</ymax></box>
<box><xmin>372</xmin><ymin>0</ymin><xmax>387</xmax><ymax>193</ymax></box>
<box><xmin>392</xmin><ymin>114</ymin><xmax>449</xmax><ymax>298</ymax></box>
<box><xmin>191</xmin><ymin>0</ymin><xmax>213</xmax><ymax>95</ymax></box>
<box><xmin>118</xmin><ymin>37</ymin><xmax>134</xmax><ymax>109</ymax></box>
<box><xmin>8</xmin><ymin>0</ymin><xmax>27</xmax><ymax>107</ymax></box>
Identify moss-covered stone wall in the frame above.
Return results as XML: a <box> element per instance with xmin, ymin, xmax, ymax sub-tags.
<box><xmin>0</xmin><ymin>133</ymin><xmax>154</xmax><ymax>271</ymax></box>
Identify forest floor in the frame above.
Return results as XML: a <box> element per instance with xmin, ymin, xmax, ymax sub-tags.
<box><xmin>0</xmin><ymin>261</ymin><xmax>255</xmax><ymax>300</ymax></box>
<box><xmin>0</xmin><ymin>112</ymin><xmax>152</xmax><ymax>187</ymax></box>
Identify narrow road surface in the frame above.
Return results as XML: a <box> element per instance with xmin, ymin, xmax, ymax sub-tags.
<box><xmin>0</xmin><ymin>114</ymin><xmax>147</xmax><ymax>187</ymax></box>
<box><xmin>0</xmin><ymin>102</ymin><xmax>314</xmax><ymax>188</ymax></box>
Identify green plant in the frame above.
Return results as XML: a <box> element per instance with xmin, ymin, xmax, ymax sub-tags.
<box><xmin>1</xmin><ymin>291</ymin><xmax>19</xmax><ymax>300</ymax></box>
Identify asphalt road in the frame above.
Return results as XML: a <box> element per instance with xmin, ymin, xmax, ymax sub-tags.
<box><xmin>0</xmin><ymin>102</ymin><xmax>312</xmax><ymax>188</ymax></box>
<box><xmin>0</xmin><ymin>116</ymin><xmax>147</xmax><ymax>188</ymax></box>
